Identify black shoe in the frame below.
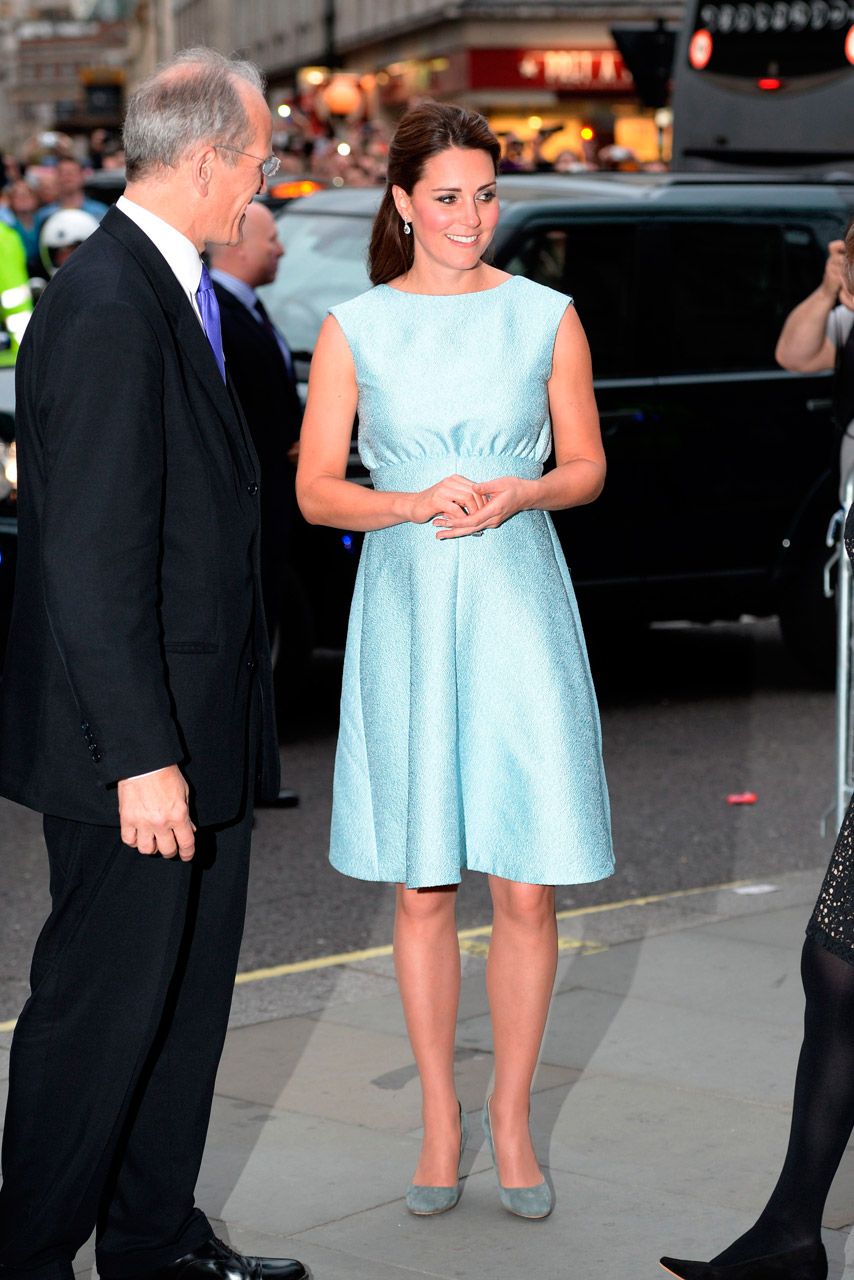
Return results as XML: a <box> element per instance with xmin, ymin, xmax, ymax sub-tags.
<box><xmin>659</xmin><ymin>1242</ymin><xmax>827</xmax><ymax>1280</ymax></box>
<box><xmin>137</xmin><ymin>1237</ymin><xmax>309</xmax><ymax>1280</ymax></box>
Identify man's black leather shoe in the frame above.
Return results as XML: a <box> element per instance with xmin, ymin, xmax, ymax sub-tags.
<box><xmin>136</xmin><ymin>1236</ymin><xmax>309</xmax><ymax>1280</ymax></box>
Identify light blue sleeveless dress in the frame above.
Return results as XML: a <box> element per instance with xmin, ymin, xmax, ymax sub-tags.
<box><xmin>328</xmin><ymin>275</ymin><xmax>614</xmax><ymax>889</ymax></box>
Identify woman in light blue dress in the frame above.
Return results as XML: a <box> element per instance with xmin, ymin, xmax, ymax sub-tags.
<box><xmin>296</xmin><ymin>102</ymin><xmax>613</xmax><ymax>1220</ymax></box>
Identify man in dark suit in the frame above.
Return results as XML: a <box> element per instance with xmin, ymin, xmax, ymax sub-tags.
<box><xmin>0</xmin><ymin>49</ymin><xmax>306</xmax><ymax>1280</ymax></box>
<box><xmin>208</xmin><ymin>201</ymin><xmax>302</xmax><ymax>652</ymax></box>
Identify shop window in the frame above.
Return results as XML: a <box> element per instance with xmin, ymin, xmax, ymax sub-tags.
<box><xmin>502</xmin><ymin>222</ymin><xmax>638</xmax><ymax>378</ymax></box>
<box><xmin>657</xmin><ymin>221</ymin><xmax>807</xmax><ymax>375</ymax></box>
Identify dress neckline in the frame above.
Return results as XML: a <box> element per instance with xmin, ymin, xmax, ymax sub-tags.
<box><xmin>380</xmin><ymin>275</ymin><xmax>517</xmax><ymax>299</ymax></box>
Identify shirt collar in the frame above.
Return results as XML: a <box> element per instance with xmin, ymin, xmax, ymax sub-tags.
<box><xmin>116</xmin><ymin>195</ymin><xmax>203</xmax><ymax>298</ymax></box>
<box><xmin>209</xmin><ymin>267</ymin><xmax>259</xmax><ymax>316</ymax></box>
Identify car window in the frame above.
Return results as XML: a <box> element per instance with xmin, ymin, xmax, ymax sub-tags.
<box><xmin>655</xmin><ymin>220</ymin><xmax>821</xmax><ymax>376</ymax></box>
<box><xmin>500</xmin><ymin>223</ymin><xmax>638</xmax><ymax>378</ymax></box>
<box><xmin>261</xmin><ymin>211</ymin><xmax>372</xmax><ymax>354</ymax></box>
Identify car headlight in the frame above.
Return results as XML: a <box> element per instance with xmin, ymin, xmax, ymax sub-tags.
<box><xmin>0</xmin><ymin>439</ymin><xmax>16</xmax><ymax>503</ymax></box>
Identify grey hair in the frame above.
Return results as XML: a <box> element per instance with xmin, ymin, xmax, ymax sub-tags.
<box><xmin>123</xmin><ymin>46</ymin><xmax>266</xmax><ymax>181</ymax></box>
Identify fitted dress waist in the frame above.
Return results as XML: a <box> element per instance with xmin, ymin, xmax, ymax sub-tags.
<box><xmin>369</xmin><ymin>454</ymin><xmax>544</xmax><ymax>493</ymax></box>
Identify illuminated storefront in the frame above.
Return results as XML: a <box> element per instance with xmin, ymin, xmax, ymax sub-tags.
<box><xmin>371</xmin><ymin>45</ymin><xmax>671</xmax><ymax>164</ymax></box>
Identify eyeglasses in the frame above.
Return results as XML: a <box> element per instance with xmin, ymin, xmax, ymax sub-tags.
<box><xmin>214</xmin><ymin>145</ymin><xmax>281</xmax><ymax>179</ymax></box>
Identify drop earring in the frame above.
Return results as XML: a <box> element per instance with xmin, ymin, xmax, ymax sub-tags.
<box><xmin>403</xmin><ymin>219</ymin><xmax>411</xmax><ymax>235</ymax></box>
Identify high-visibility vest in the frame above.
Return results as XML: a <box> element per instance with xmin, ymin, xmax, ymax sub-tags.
<box><xmin>0</xmin><ymin>223</ymin><xmax>33</xmax><ymax>367</ymax></box>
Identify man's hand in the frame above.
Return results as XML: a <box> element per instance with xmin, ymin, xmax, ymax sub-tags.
<box><xmin>822</xmin><ymin>239</ymin><xmax>854</xmax><ymax>310</ymax></box>
<box><xmin>118</xmin><ymin>765</ymin><xmax>196</xmax><ymax>861</ymax></box>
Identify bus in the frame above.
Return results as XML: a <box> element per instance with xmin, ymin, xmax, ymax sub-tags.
<box><xmin>671</xmin><ymin>0</ymin><xmax>854</xmax><ymax>173</ymax></box>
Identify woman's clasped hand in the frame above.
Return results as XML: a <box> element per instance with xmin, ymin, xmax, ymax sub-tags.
<box><xmin>427</xmin><ymin>475</ymin><xmax>537</xmax><ymax>538</ymax></box>
<box><xmin>406</xmin><ymin>473</ymin><xmax>487</xmax><ymax>530</ymax></box>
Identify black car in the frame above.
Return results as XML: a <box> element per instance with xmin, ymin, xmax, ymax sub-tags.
<box><xmin>2</xmin><ymin>175</ymin><xmax>852</xmax><ymax>681</ymax></box>
<box><xmin>265</xmin><ymin>173</ymin><xmax>854</xmax><ymax>676</ymax></box>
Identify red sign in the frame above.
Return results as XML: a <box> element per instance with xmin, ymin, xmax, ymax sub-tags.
<box><xmin>468</xmin><ymin>47</ymin><xmax>635</xmax><ymax>95</ymax></box>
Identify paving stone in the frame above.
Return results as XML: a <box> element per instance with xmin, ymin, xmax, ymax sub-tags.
<box><xmin>459</xmin><ymin>985</ymin><xmax>802</xmax><ymax>1109</ymax></box>
<box><xmin>555</xmin><ymin>929</ymin><xmax>803</xmax><ymax>1029</ymax></box>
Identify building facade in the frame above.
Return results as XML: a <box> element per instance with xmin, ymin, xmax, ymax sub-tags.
<box><xmin>175</xmin><ymin>0</ymin><xmax>685</xmax><ymax>164</ymax></box>
<box><xmin>3</xmin><ymin>0</ymin><xmax>132</xmax><ymax>152</ymax></box>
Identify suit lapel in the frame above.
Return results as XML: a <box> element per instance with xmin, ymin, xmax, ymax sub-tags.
<box><xmin>216</xmin><ymin>284</ymin><xmax>288</xmax><ymax>375</ymax></box>
<box><xmin>99</xmin><ymin>207</ymin><xmax>251</xmax><ymax>457</ymax></box>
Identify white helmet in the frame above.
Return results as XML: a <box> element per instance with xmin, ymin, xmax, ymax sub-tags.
<box><xmin>39</xmin><ymin>208</ymin><xmax>100</xmax><ymax>275</ymax></box>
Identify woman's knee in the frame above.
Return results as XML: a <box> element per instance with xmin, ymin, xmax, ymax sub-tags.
<box><xmin>490</xmin><ymin>879</ymin><xmax>555</xmax><ymax>929</ymax></box>
<box><xmin>396</xmin><ymin>883</ymin><xmax>458</xmax><ymax>924</ymax></box>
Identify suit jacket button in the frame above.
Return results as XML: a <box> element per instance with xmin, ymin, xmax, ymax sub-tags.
<box><xmin>81</xmin><ymin>722</ymin><xmax>90</xmax><ymax>733</ymax></box>
<box><xmin>247</xmin><ymin>657</ymin><xmax>256</xmax><ymax>671</ymax></box>
<box><xmin>247</xmin><ymin>481</ymin><xmax>259</xmax><ymax>496</ymax></box>
<box><xmin>92</xmin><ymin>751</ymin><xmax>102</xmax><ymax>764</ymax></box>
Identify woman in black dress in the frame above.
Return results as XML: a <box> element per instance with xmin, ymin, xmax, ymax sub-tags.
<box><xmin>660</xmin><ymin>221</ymin><xmax>854</xmax><ymax>1280</ymax></box>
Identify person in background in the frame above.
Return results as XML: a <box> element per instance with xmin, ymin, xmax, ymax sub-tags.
<box><xmin>34</xmin><ymin>155</ymin><xmax>109</xmax><ymax>230</ymax></box>
<box><xmin>208</xmin><ymin>200</ymin><xmax>302</xmax><ymax>807</ymax></box>
<box><xmin>0</xmin><ymin>219</ymin><xmax>32</xmax><ymax>364</ymax></box>
<box><xmin>27</xmin><ymin>166</ymin><xmax>59</xmax><ymax>209</ymax></box>
<box><xmin>2</xmin><ymin>179</ymin><xmax>41</xmax><ymax>276</ymax></box>
<box><xmin>39</xmin><ymin>207</ymin><xmax>100</xmax><ymax>276</ymax></box>
<box><xmin>775</xmin><ymin>234</ymin><xmax>854</xmax><ymax>497</ymax></box>
<box><xmin>101</xmin><ymin>137</ymin><xmax>126</xmax><ymax>170</ymax></box>
<box><xmin>498</xmin><ymin>135</ymin><xmax>530</xmax><ymax>173</ymax></box>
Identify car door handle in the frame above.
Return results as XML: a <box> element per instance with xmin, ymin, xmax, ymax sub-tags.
<box><xmin>806</xmin><ymin>398</ymin><xmax>834</xmax><ymax>413</ymax></box>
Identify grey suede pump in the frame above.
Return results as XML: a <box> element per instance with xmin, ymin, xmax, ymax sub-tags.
<box><xmin>482</xmin><ymin>1097</ymin><xmax>554</xmax><ymax>1219</ymax></box>
<box><xmin>405</xmin><ymin>1103</ymin><xmax>468</xmax><ymax>1216</ymax></box>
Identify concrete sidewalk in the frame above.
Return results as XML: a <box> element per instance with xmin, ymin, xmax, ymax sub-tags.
<box><xmin>4</xmin><ymin>868</ymin><xmax>854</xmax><ymax>1280</ymax></box>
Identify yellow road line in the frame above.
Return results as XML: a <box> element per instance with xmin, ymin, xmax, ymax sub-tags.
<box><xmin>0</xmin><ymin>876</ymin><xmax>757</xmax><ymax>1033</ymax></box>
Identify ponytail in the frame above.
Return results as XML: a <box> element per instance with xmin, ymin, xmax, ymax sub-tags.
<box><xmin>368</xmin><ymin>187</ymin><xmax>414</xmax><ymax>286</ymax></box>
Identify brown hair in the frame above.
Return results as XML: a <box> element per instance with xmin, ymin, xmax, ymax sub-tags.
<box><xmin>368</xmin><ymin>101</ymin><xmax>501</xmax><ymax>286</ymax></box>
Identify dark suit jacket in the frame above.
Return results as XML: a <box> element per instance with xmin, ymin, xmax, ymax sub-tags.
<box><xmin>0</xmin><ymin>206</ymin><xmax>280</xmax><ymax>827</ymax></box>
<box><xmin>213</xmin><ymin>281</ymin><xmax>302</xmax><ymax>640</ymax></box>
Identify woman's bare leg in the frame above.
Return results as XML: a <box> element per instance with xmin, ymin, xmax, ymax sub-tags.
<box><xmin>486</xmin><ymin>876</ymin><xmax>557</xmax><ymax>1187</ymax></box>
<box><xmin>394</xmin><ymin>884</ymin><xmax>462</xmax><ymax>1186</ymax></box>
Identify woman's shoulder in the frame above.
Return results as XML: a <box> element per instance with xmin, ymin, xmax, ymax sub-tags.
<box><xmin>508</xmin><ymin>275</ymin><xmax>574</xmax><ymax>312</ymax></box>
<box><xmin>329</xmin><ymin>285</ymin><xmax>386</xmax><ymax>326</ymax></box>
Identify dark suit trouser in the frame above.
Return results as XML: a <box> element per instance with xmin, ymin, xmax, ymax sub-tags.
<box><xmin>0</xmin><ymin>790</ymin><xmax>253</xmax><ymax>1280</ymax></box>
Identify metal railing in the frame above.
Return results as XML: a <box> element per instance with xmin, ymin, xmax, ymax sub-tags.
<box><xmin>825</xmin><ymin>469</ymin><xmax>854</xmax><ymax>834</ymax></box>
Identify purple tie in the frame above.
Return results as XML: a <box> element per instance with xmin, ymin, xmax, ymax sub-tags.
<box><xmin>195</xmin><ymin>264</ymin><xmax>226</xmax><ymax>383</ymax></box>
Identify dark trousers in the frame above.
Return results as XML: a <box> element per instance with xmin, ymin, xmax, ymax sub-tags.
<box><xmin>0</xmin><ymin>789</ymin><xmax>254</xmax><ymax>1280</ymax></box>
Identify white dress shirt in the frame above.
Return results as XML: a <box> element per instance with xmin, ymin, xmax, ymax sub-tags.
<box><xmin>116</xmin><ymin>195</ymin><xmax>205</xmax><ymax>326</ymax></box>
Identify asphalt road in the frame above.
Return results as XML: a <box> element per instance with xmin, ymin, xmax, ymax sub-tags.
<box><xmin>0</xmin><ymin>618</ymin><xmax>838</xmax><ymax>1023</ymax></box>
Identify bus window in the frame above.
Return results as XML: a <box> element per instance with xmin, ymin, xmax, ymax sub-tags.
<box><xmin>672</xmin><ymin>0</ymin><xmax>854</xmax><ymax>172</ymax></box>
<box><xmin>694</xmin><ymin>1</ymin><xmax>854</xmax><ymax>79</ymax></box>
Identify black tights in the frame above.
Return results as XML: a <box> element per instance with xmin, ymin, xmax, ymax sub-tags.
<box><xmin>714</xmin><ymin>937</ymin><xmax>854</xmax><ymax>1265</ymax></box>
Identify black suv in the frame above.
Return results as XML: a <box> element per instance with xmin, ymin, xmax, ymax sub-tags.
<box><xmin>268</xmin><ymin>173</ymin><xmax>854</xmax><ymax>675</ymax></box>
<box><xmin>2</xmin><ymin>175</ymin><xmax>851</xmax><ymax>679</ymax></box>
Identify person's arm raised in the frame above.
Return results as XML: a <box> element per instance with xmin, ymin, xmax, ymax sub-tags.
<box><xmin>775</xmin><ymin>239</ymin><xmax>854</xmax><ymax>373</ymax></box>
<box><xmin>296</xmin><ymin>315</ymin><xmax>486</xmax><ymax>531</ymax></box>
